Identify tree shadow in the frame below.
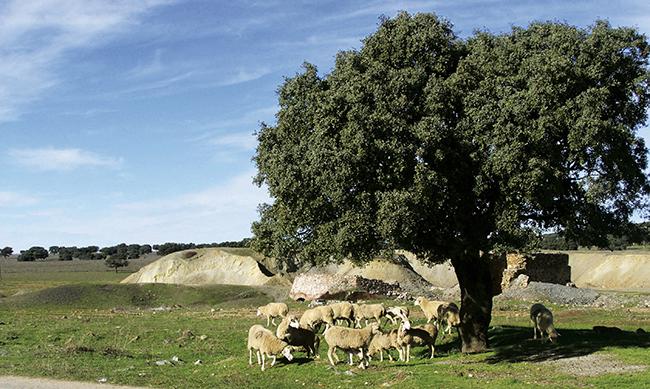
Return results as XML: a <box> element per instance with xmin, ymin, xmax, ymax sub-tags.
<box><xmin>486</xmin><ymin>325</ymin><xmax>650</xmax><ymax>364</ymax></box>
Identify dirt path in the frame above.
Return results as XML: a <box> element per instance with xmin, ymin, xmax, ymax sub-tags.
<box><xmin>0</xmin><ymin>376</ymin><xmax>145</xmax><ymax>389</ymax></box>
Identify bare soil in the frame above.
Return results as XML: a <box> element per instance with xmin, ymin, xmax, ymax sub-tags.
<box><xmin>541</xmin><ymin>353</ymin><xmax>647</xmax><ymax>376</ymax></box>
<box><xmin>0</xmin><ymin>376</ymin><xmax>144</xmax><ymax>389</ymax></box>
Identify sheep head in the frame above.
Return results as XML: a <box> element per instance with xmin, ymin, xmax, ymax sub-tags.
<box><xmin>368</xmin><ymin>323</ymin><xmax>381</xmax><ymax>335</ymax></box>
<box><xmin>282</xmin><ymin>346</ymin><xmax>294</xmax><ymax>361</ymax></box>
<box><xmin>288</xmin><ymin>316</ymin><xmax>300</xmax><ymax>329</ymax></box>
<box><xmin>548</xmin><ymin>327</ymin><xmax>560</xmax><ymax>343</ymax></box>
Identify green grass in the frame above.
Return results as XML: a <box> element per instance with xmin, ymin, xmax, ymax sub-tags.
<box><xmin>0</xmin><ymin>262</ymin><xmax>649</xmax><ymax>388</ymax></box>
<box><xmin>0</xmin><ymin>255</ymin><xmax>158</xmax><ymax>297</ymax></box>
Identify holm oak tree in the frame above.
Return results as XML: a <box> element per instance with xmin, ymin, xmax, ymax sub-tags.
<box><xmin>252</xmin><ymin>13</ymin><xmax>650</xmax><ymax>352</ymax></box>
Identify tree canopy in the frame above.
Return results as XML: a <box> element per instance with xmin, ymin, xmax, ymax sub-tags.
<box><xmin>252</xmin><ymin>12</ymin><xmax>650</xmax><ymax>352</ymax></box>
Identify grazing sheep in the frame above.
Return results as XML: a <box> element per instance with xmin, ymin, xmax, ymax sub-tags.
<box><xmin>530</xmin><ymin>303</ymin><xmax>559</xmax><ymax>343</ymax></box>
<box><xmin>247</xmin><ymin>324</ymin><xmax>294</xmax><ymax>371</ymax></box>
<box><xmin>299</xmin><ymin>305</ymin><xmax>335</xmax><ymax>332</ymax></box>
<box><xmin>385</xmin><ymin>306</ymin><xmax>410</xmax><ymax>325</ymax></box>
<box><xmin>276</xmin><ymin>315</ymin><xmax>320</xmax><ymax>358</ymax></box>
<box><xmin>367</xmin><ymin>328</ymin><xmax>401</xmax><ymax>362</ymax></box>
<box><xmin>329</xmin><ymin>301</ymin><xmax>355</xmax><ymax>327</ymax></box>
<box><xmin>256</xmin><ymin>302</ymin><xmax>289</xmax><ymax>326</ymax></box>
<box><xmin>436</xmin><ymin>302</ymin><xmax>460</xmax><ymax>336</ymax></box>
<box><xmin>413</xmin><ymin>297</ymin><xmax>448</xmax><ymax>324</ymax></box>
<box><xmin>324</xmin><ymin>323</ymin><xmax>381</xmax><ymax>369</ymax></box>
<box><xmin>397</xmin><ymin>322</ymin><xmax>438</xmax><ymax>362</ymax></box>
<box><xmin>352</xmin><ymin>303</ymin><xmax>385</xmax><ymax>328</ymax></box>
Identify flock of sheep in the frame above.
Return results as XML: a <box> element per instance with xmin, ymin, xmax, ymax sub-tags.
<box><xmin>247</xmin><ymin>298</ymin><xmax>559</xmax><ymax>371</ymax></box>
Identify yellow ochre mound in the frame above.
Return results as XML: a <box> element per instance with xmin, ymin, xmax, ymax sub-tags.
<box><xmin>121</xmin><ymin>248</ymin><xmax>289</xmax><ymax>287</ymax></box>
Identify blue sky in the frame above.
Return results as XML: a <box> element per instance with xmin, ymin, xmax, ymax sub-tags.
<box><xmin>1</xmin><ymin>0</ymin><xmax>649</xmax><ymax>250</ymax></box>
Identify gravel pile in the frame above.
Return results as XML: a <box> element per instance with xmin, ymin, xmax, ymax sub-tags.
<box><xmin>498</xmin><ymin>281</ymin><xmax>601</xmax><ymax>305</ymax></box>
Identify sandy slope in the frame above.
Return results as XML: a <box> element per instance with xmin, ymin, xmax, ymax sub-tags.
<box><xmin>569</xmin><ymin>251</ymin><xmax>650</xmax><ymax>290</ymax></box>
<box><xmin>121</xmin><ymin>248</ymin><xmax>289</xmax><ymax>287</ymax></box>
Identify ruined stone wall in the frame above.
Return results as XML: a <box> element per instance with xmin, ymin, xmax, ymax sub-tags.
<box><xmin>500</xmin><ymin>253</ymin><xmax>571</xmax><ymax>291</ymax></box>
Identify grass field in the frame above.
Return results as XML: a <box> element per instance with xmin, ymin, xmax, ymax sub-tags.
<box><xmin>0</xmin><ymin>259</ymin><xmax>649</xmax><ymax>388</ymax></box>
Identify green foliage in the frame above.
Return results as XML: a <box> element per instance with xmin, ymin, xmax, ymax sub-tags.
<box><xmin>105</xmin><ymin>250</ymin><xmax>129</xmax><ymax>272</ymax></box>
<box><xmin>1</xmin><ymin>246</ymin><xmax>12</xmax><ymax>258</ymax></box>
<box><xmin>126</xmin><ymin>244</ymin><xmax>141</xmax><ymax>259</ymax></box>
<box><xmin>138</xmin><ymin>244</ymin><xmax>152</xmax><ymax>256</ymax></box>
<box><xmin>153</xmin><ymin>240</ymin><xmax>252</xmax><ymax>256</ymax></box>
<box><xmin>17</xmin><ymin>246</ymin><xmax>49</xmax><ymax>262</ymax></box>
<box><xmin>253</xmin><ymin>12</ymin><xmax>650</xmax><ymax>266</ymax></box>
<box><xmin>540</xmin><ymin>233</ymin><xmax>579</xmax><ymax>250</ymax></box>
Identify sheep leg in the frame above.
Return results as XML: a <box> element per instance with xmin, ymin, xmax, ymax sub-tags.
<box><xmin>348</xmin><ymin>352</ymin><xmax>354</xmax><ymax>365</ymax></box>
<box><xmin>327</xmin><ymin>347</ymin><xmax>336</xmax><ymax>365</ymax></box>
<box><xmin>266</xmin><ymin>316</ymin><xmax>270</xmax><ymax>327</ymax></box>
<box><xmin>333</xmin><ymin>348</ymin><xmax>341</xmax><ymax>363</ymax></box>
<box><xmin>406</xmin><ymin>344</ymin><xmax>411</xmax><ymax>363</ymax></box>
<box><xmin>271</xmin><ymin>355</ymin><xmax>277</xmax><ymax>367</ymax></box>
<box><xmin>430</xmin><ymin>344</ymin><xmax>435</xmax><ymax>358</ymax></box>
<box><xmin>358</xmin><ymin>348</ymin><xmax>366</xmax><ymax>369</ymax></box>
<box><xmin>249</xmin><ymin>348</ymin><xmax>253</xmax><ymax>366</ymax></box>
<box><xmin>379</xmin><ymin>349</ymin><xmax>383</xmax><ymax>362</ymax></box>
<box><xmin>532</xmin><ymin>320</ymin><xmax>537</xmax><ymax>339</ymax></box>
<box><xmin>261</xmin><ymin>353</ymin><xmax>266</xmax><ymax>371</ymax></box>
<box><xmin>256</xmin><ymin>350</ymin><xmax>261</xmax><ymax>365</ymax></box>
<box><xmin>271</xmin><ymin>317</ymin><xmax>277</xmax><ymax>326</ymax></box>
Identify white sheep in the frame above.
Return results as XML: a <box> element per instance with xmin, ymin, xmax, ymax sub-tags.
<box><xmin>413</xmin><ymin>297</ymin><xmax>448</xmax><ymax>324</ymax></box>
<box><xmin>276</xmin><ymin>314</ymin><xmax>320</xmax><ymax>358</ymax></box>
<box><xmin>530</xmin><ymin>303</ymin><xmax>559</xmax><ymax>343</ymax></box>
<box><xmin>256</xmin><ymin>302</ymin><xmax>289</xmax><ymax>326</ymax></box>
<box><xmin>299</xmin><ymin>305</ymin><xmax>335</xmax><ymax>332</ymax></box>
<box><xmin>323</xmin><ymin>323</ymin><xmax>381</xmax><ymax>369</ymax></box>
<box><xmin>385</xmin><ymin>306</ymin><xmax>410</xmax><ymax>325</ymax></box>
<box><xmin>396</xmin><ymin>322</ymin><xmax>438</xmax><ymax>362</ymax></box>
<box><xmin>352</xmin><ymin>303</ymin><xmax>385</xmax><ymax>328</ymax></box>
<box><xmin>367</xmin><ymin>328</ymin><xmax>401</xmax><ymax>362</ymax></box>
<box><xmin>329</xmin><ymin>301</ymin><xmax>355</xmax><ymax>327</ymax></box>
<box><xmin>247</xmin><ymin>324</ymin><xmax>294</xmax><ymax>371</ymax></box>
<box><xmin>436</xmin><ymin>302</ymin><xmax>460</xmax><ymax>336</ymax></box>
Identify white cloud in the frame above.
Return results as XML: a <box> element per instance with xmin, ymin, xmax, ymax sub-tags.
<box><xmin>127</xmin><ymin>48</ymin><xmax>165</xmax><ymax>78</ymax></box>
<box><xmin>0</xmin><ymin>172</ymin><xmax>269</xmax><ymax>249</ymax></box>
<box><xmin>8</xmin><ymin>147</ymin><xmax>122</xmax><ymax>171</ymax></box>
<box><xmin>219</xmin><ymin>68</ymin><xmax>272</xmax><ymax>86</ymax></box>
<box><xmin>0</xmin><ymin>191</ymin><xmax>38</xmax><ymax>207</ymax></box>
<box><xmin>0</xmin><ymin>0</ymin><xmax>172</xmax><ymax>122</ymax></box>
<box><xmin>210</xmin><ymin>132</ymin><xmax>258</xmax><ymax>151</ymax></box>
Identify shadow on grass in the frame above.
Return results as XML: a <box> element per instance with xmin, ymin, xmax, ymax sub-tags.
<box><xmin>486</xmin><ymin>325</ymin><xmax>650</xmax><ymax>364</ymax></box>
<box><xmin>290</xmin><ymin>357</ymin><xmax>317</xmax><ymax>366</ymax></box>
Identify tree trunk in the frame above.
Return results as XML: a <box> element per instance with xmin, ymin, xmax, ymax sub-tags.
<box><xmin>451</xmin><ymin>252</ymin><xmax>494</xmax><ymax>353</ymax></box>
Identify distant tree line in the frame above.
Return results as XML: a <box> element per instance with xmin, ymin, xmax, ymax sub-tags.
<box><xmin>8</xmin><ymin>239</ymin><xmax>251</xmax><ymax>263</ymax></box>
<box><xmin>153</xmin><ymin>238</ymin><xmax>251</xmax><ymax>256</ymax></box>
<box><xmin>540</xmin><ymin>222</ymin><xmax>650</xmax><ymax>251</ymax></box>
